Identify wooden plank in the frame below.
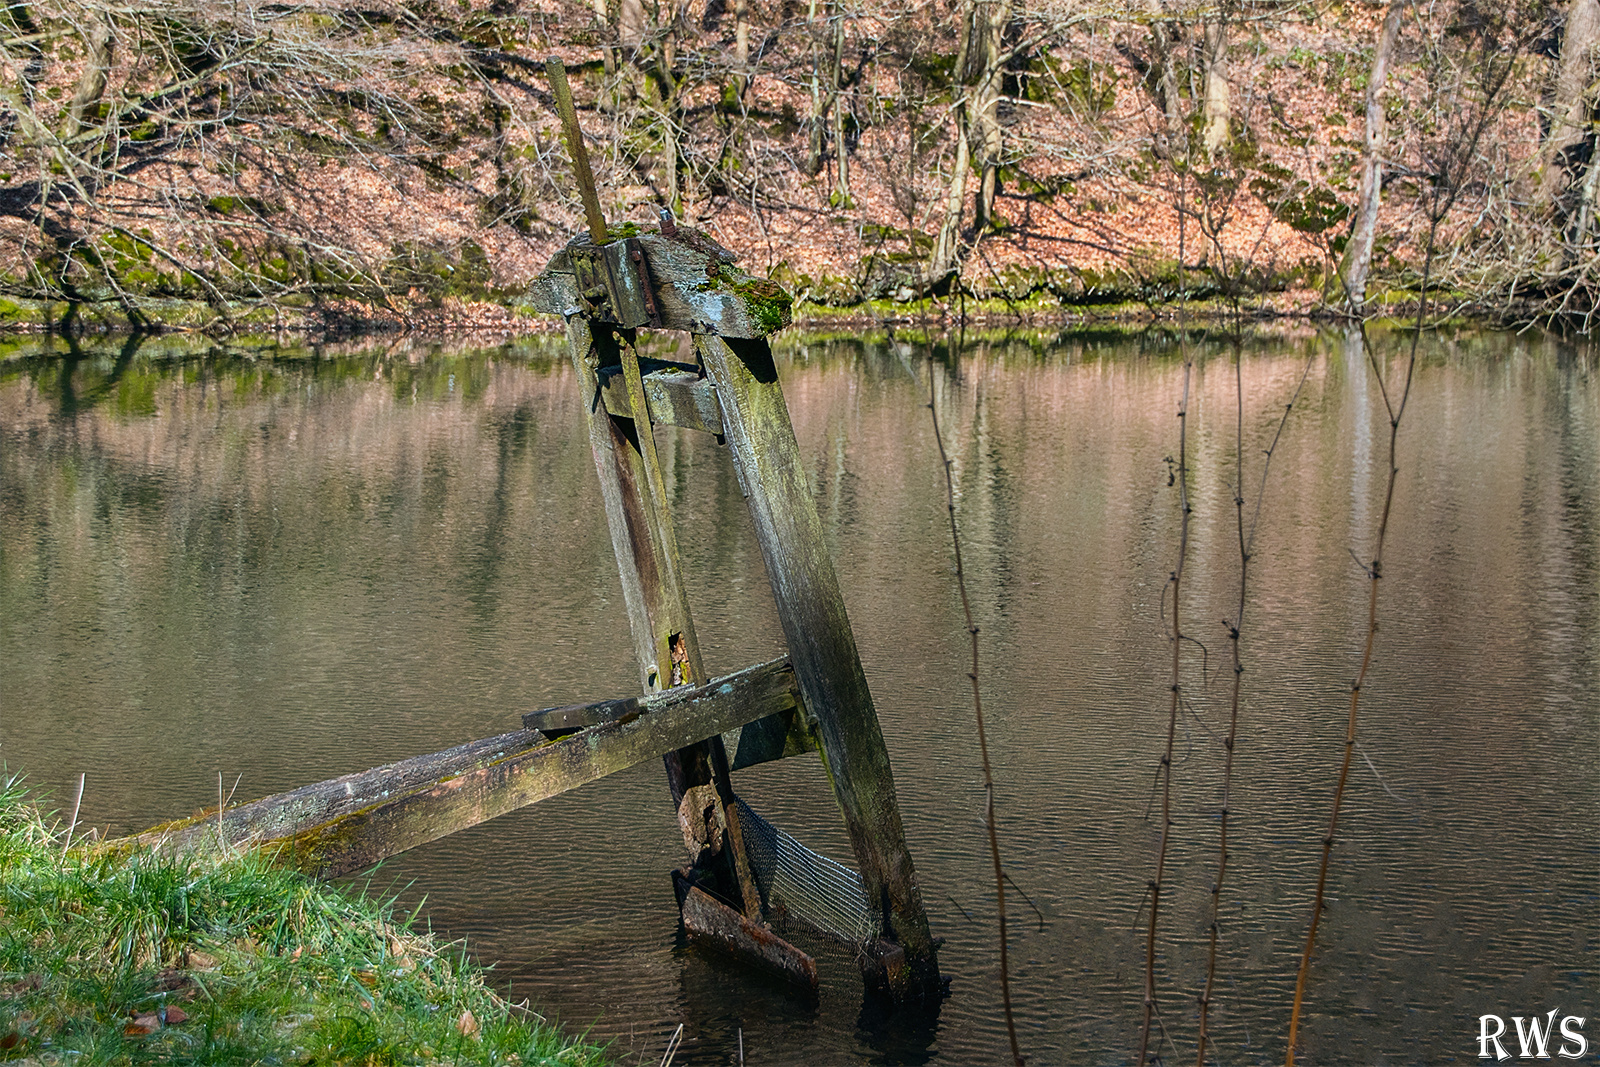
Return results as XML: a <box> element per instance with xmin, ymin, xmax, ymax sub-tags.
<box><xmin>523</xmin><ymin>697</ymin><xmax>640</xmax><ymax>737</ymax></box>
<box><xmin>697</xmin><ymin>333</ymin><xmax>942</xmax><ymax>1003</ymax></box>
<box><xmin>570</xmin><ymin>242</ymin><xmax>652</xmax><ymax>329</ymax></box>
<box><xmin>544</xmin><ymin>57</ymin><xmax>607</xmax><ymax>245</ymax></box>
<box><xmin>599</xmin><ymin>362</ymin><xmax>724</xmax><ymax>437</ymax></box>
<box><xmin>129</xmin><ymin>658</ymin><xmax>804</xmax><ymax>878</ymax></box>
<box><xmin>127</xmin><ymin>657</ymin><xmax>800</xmax><ymax>869</ymax></box>
<box><xmin>567</xmin><ymin>316</ymin><xmax>701</xmax><ymax>696</ymax></box>
<box><xmin>530</xmin><ymin>232</ymin><xmax>792</xmax><ymax>338</ymax></box>
<box><xmin>723</xmin><ymin>707</ymin><xmax>816</xmax><ymax>771</ymax></box>
<box><xmin>129</xmin><ymin>730</ymin><xmax>550</xmax><ymax>855</ymax></box>
<box><xmin>674</xmin><ymin>871</ymin><xmax>819</xmax><ymax>990</ymax></box>
<box><xmin>642</xmin><ymin>367</ymin><xmax>724</xmax><ymax>436</ymax></box>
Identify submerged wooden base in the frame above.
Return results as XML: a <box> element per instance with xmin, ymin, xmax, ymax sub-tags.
<box><xmin>673</xmin><ymin>869</ymin><xmax>818</xmax><ymax>990</ymax></box>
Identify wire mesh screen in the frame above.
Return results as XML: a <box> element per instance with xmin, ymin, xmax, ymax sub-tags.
<box><xmin>737</xmin><ymin>801</ymin><xmax>882</xmax><ymax>944</ymax></box>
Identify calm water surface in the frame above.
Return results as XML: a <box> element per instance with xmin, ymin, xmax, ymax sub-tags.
<box><xmin>2</xmin><ymin>326</ymin><xmax>1596</xmax><ymax>1065</ymax></box>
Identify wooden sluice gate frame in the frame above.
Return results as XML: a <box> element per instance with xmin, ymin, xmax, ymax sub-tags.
<box><xmin>523</xmin><ymin>247</ymin><xmax>943</xmax><ymax>1000</ymax></box>
<box><xmin>127</xmin><ymin>63</ymin><xmax>943</xmax><ymax>1005</ymax></box>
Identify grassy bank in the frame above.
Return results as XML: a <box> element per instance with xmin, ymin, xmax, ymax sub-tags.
<box><xmin>0</xmin><ymin>774</ymin><xmax>609</xmax><ymax>1067</ymax></box>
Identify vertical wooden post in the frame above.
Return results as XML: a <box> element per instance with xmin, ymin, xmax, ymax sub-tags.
<box><xmin>697</xmin><ymin>333</ymin><xmax>942</xmax><ymax>1002</ymax></box>
<box><xmin>566</xmin><ymin>316</ymin><xmax>760</xmax><ymax>916</ymax></box>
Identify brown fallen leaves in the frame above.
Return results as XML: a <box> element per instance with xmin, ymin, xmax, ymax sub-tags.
<box><xmin>124</xmin><ymin>1004</ymin><xmax>189</xmax><ymax>1036</ymax></box>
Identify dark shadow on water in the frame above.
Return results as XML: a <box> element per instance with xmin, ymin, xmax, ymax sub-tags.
<box><xmin>855</xmin><ymin>989</ymin><xmax>942</xmax><ymax>1066</ymax></box>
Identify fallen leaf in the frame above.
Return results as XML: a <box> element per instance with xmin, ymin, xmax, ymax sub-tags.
<box><xmin>125</xmin><ymin>1013</ymin><xmax>161</xmax><ymax>1036</ymax></box>
<box><xmin>288</xmin><ymin>945</ymin><xmax>304</xmax><ymax>961</ymax></box>
<box><xmin>0</xmin><ymin>1032</ymin><xmax>21</xmax><ymax>1051</ymax></box>
<box><xmin>354</xmin><ymin>969</ymin><xmax>378</xmax><ymax>988</ymax></box>
<box><xmin>184</xmin><ymin>948</ymin><xmax>217</xmax><ymax>971</ymax></box>
<box><xmin>456</xmin><ymin>1009</ymin><xmax>479</xmax><ymax>1038</ymax></box>
<box><xmin>3</xmin><ymin>974</ymin><xmax>43</xmax><ymax>994</ymax></box>
<box><xmin>152</xmin><ymin>969</ymin><xmax>189</xmax><ymax>992</ymax></box>
<box><xmin>163</xmin><ymin>1006</ymin><xmax>188</xmax><ymax>1025</ymax></box>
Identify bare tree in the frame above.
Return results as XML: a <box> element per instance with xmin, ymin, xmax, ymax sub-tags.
<box><xmin>1535</xmin><ymin>0</ymin><xmax>1600</xmax><ymax>212</ymax></box>
<box><xmin>1338</xmin><ymin>0</ymin><xmax>1407</xmax><ymax>312</ymax></box>
<box><xmin>1200</xmin><ymin>14</ymin><xmax>1231</xmax><ymax>156</ymax></box>
<box><xmin>0</xmin><ymin>0</ymin><xmax>572</xmax><ymax>325</ymax></box>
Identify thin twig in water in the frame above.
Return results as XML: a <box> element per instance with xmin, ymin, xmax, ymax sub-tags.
<box><xmin>1004</xmin><ymin>871</ymin><xmax>1047</xmax><ymax>932</ymax></box>
<box><xmin>659</xmin><ymin>1023</ymin><xmax>684</xmax><ymax>1067</ymax></box>
<box><xmin>1140</xmin><ymin>357</ymin><xmax>1193</xmax><ymax>1067</ymax></box>
<box><xmin>927</xmin><ymin>358</ymin><xmax>1024</xmax><ymax>1067</ymax></box>
<box><xmin>1197</xmin><ymin>345</ymin><xmax>1316</xmax><ymax>1067</ymax></box>
<box><xmin>1356</xmin><ymin>743</ymin><xmax>1407</xmax><ymax>804</ymax></box>
<box><xmin>62</xmin><ymin>772</ymin><xmax>85</xmax><ymax>856</ymax></box>
<box><xmin>1285</xmin><ymin>224</ymin><xmax>1435</xmax><ymax>1065</ymax></box>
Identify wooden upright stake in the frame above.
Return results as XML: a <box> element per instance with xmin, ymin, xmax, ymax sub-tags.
<box><xmin>697</xmin><ymin>333</ymin><xmax>942</xmax><ymax>1002</ymax></box>
<box><xmin>545</xmin><ymin>57</ymin><xmax>608</xmax><ymax>245</ymax></box>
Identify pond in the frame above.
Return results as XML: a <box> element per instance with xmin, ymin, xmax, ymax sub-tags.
<box><xmin>1</xmin><ymin>325</ymin><xmax>1595</xmax><ymax>1065</ymax></box>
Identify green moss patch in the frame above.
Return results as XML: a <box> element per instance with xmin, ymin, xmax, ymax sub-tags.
<box><xmin>704</xmin><ymin>263</ymin><xmax>793</xmax><ymax>334</ymax></box>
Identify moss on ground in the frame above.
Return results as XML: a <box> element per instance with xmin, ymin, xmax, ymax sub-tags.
<box><xmin>0</xmin><ymin>773</ymin><xmax>610</xmax><ymax>1067</ymax></box>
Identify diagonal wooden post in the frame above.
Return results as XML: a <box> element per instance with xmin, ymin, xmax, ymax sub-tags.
<box><xmin>565</xmin><ymin>315</ymin><xmax>761</xmax><ymax>917</ymax></box>
<box><xmin>697</xmin><ymin>333</ymin><xmax>942</xmax><ymax>1002</ymax></box>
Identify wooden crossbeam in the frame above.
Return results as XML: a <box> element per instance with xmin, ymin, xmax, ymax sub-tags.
<box><xmin>127</xmin><ymin>658</ymin><xmax>802</xmax><ymax>878</ymax></box>
<box><xmin>529</xmin><ymin>232</ymin><xmax>791</xmax><ymax>339</ymax></box>
<box><xmin>598</xmin><ymin>359</ymin><xmax>724</xmax><ymax>437</ymax></box>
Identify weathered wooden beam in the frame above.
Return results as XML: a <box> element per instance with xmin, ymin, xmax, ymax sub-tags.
<box><xmin>129</xmin><ymin>657</ymin><xmax>802</xmax><ymax>877</ymax></box>
<box><xmin>599</xmin><ymin>361</ymin><xmax>724</xmax><ymax>437</ymax></box>
<box><xmin>567</xmin><ymin>317</ymin><xmax>699</xmax><ymax>696</ymax></box>
<box><xmin>523</xmin><ymin>697</ymin><xmax>639</xmax><ymax>737</ymax></box>
<box><xmin>697</xmin><ymin>333</ymin><xmax>943</xmax><ymax>1003</ymax></box>
<box><xmin>529</xmin><ymin>232</ymin><xmax>792</xmax><ymax>339</ymax></box>
<box><xmin>131</xmin><ymin>730</ymin><xmax>551</xmax><ymax>855</ymax></box>
<box><xmin>544</xmin><ymin>57</ymin><xmax>607</xmax><ymax>246</ymax></box>
<box><xmin>566</xmin><ymin>315</ymin><xmax>763</xmax><ymax>919</ymax></box>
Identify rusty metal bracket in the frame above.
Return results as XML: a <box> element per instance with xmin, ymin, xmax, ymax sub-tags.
<box><xmin>569</xmin><ymin>240</ymin><xmax>657</xmax><ymax>329</ymax></box>
<box><xmin>626</xmin><ymin>237</ymin><xmax>663</xmax><ymax>328</ymax></box>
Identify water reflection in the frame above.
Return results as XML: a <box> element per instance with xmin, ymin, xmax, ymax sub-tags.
<box><xmin>1</xmin><ymin>326</ymin><xmax>1595</xmax><ymax>1065</ymax></box>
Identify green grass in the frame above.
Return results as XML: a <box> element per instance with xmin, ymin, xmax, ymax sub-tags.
<box><xmin>0</xmin><ymin>773</ymin><xmax>611</xmax><ymax>1067</ymax></box>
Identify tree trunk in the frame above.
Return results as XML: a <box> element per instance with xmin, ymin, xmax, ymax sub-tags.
<box><xmin>61</xmin><ymin>17</ymin><xmax>114</xmax><ymax>143</ymax></box>
<box><xmin>802</xmin><ymin>0</ymin><xmax>831</xmax><ymax>177</ymax></box>
<box><xmin>832</xmin><ymin>9</ymin><xmax>850</xmax><ymax>202</ymax></box>
<box><xmin>619</xmin><ymin>0</ymin><xmax>646</xmax><ymax>48</ymax></box>
<box><xmin>593</xmin><ymin>0</ymin><xmax>617</xmax><ymax>77</ymax></box>
<box><xmin>1200</xmin><ymin>17</ymin><xmax>1230</xmax><ymax>157</ymax></box>
<box><xmin>1571</xmin><ymin>135</ymin><xmax>1600</xmax><ymax>246</ymax></box>
<box><xmin>1537</xmin><ymin>0</ymin><xmax>1600</xmax><ymax>211</ymax></box>
<box><xmin>931</xmin><ymin>0</ymin><xmax>979</xmax><ymax>278</ymax></box>
<box><xmin>1147</xmin><ymin>21</ymin><xmax>1188</xmax><ymax>160</ymax></box>
<box><xmin>1338</xmin><ymin>0</ymin><xmax>1405</xmax><ymax>313</ymax></box>
<box><xmin>931</xmin><ymin>107</ymin><xmax>972</xmax><ymax>280</ymax></box>
<box><xmin>971</xmin><ymin>0</ymin><xmax>1007</xmax><ymax>232</ymax></box>
<box><xmin>734</xmin><ymin>0</ymin><xmax>750</xmax><ymax>92</ymax></box>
